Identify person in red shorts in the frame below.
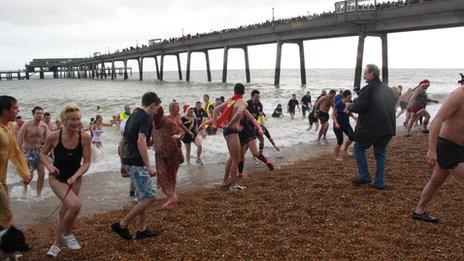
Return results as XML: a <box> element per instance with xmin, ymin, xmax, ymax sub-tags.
<box><xmin>405</xmin><ymin>80</ymin><xmax>438</xmax><ymax>136</ymax></box>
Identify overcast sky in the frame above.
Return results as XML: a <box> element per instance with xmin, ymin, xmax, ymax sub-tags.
<box><xmin>1</xmin><ymin>0</ymin><xmax>463</xmax><ymax>71</ymax></box>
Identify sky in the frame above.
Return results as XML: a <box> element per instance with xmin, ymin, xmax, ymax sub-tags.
<box><xmin>0</xmin><ymin>0</ymin><xmax>463</xmax><ymax>71</ymax></box>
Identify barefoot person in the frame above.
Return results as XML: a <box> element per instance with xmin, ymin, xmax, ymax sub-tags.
<box><xmin>17</xmin><ymin>106</ymin><xmax>48</xmax><ymax>197</ymax></box>
<box><xmin>412</xmin><ymin>75</ymin><xmax>464</xmax><ymax>223</ymax></box>
<box><xmin>41</xmin><ymin>103</ymin><xmax>91</xmax><ymax>257</ymax></box>
<box><xmin>0</xmin><ymin>96</ymin><xmax>31</xmax><ymax>229</ymax></box>
<box><xmin>112</xmin><ymin>92</ymin><xmax>161</xmax><ymax>241</ymax></box>
<box><xmin>210</xmin><ymin>83</ymin><xmax>263</xmax><ymax>192</ymax></box>
<box><xmin>332</xmin><ymin>90</ymin><xmax>355</xmax><ymax>161</ymax></box>
<box><xmin>152</xmin><ymin>107</ymin><xmax>184</xmax><ymax>208</ymax></box>
<box><xmin>181</xmin><ymin>106</ymin><xmax>203</xmax><ymax>165</ymax></box>
<box><xmin>396</xmin><ymin>87</ymin><xmax>414</xmax><ymax>120</ymax></box>
<box><xmin>301</xmin><ymin>91</ymin><xmax>312</xmax><ymax>119</ymax></box>
<box><xmin>347</xmin><ymin>64</ymin><xmax>396</xmax><ymax>189</ymax></box>
<box><xmin>314</xmin><ymin>90</ymin><xmax>336</xmax><ymax>145</ymax></box>
<box><xmin>287</xmin><ymin>94</ymin><xmax>300</xmax><ymax>120</ymax></box>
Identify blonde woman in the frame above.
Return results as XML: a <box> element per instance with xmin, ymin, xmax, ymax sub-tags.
<box><xmin>40</xmin><ymin>103</ymin><xmax>91</xmax><ymax>257</ymax></box>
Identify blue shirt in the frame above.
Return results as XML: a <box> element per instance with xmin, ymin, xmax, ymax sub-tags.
<box><xmin>335</xmin><ymin>100</ymin><xmax>349</xmax><ymax>127</ymax></box>
<box><xmin>335</xmin><ymin>94</ymin><xmax>343</xmax><ymax>104</ymax></box>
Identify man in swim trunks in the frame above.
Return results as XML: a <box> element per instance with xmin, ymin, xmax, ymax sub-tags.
<box><xmin>211</xmin><ymin>83</ymin><xmax>263</xmax><ymax>192</ymax></box>
<box><xmin>412</xmin><ymin>74</ymin><xmax>464</xmax><ymax>223</ymax></box>
<box><xmin>332</xmin><ymin>90</ymin><xmax>356</xmax><ymax>161</ymax></box>
<box><xmin>287</xmin><ymin>94</ymin><xmax>300</xmax><ymax>119</ymax></box>
<box><xmin>17</xmin><ymin>106</ymin><xmax>48</xmax><ymax>197</ymax></box>
<box><xmin>0</xmin><ymin>95</ymin><xmax>31</xmax><ymax>229</ymax></box>
<box><xmin>301</xmin><ymin>91</ymin><xmax>312</xmax><ymax>118</ymax></box>
<box><xmin>314</xmin><ymin>89</ymin><xmax>336</xmax><ymax>145</ymax></box>
<box><xmin>405</xmin><ymin>80</ymin><xmax>439</xmax><ymax>136</ymax></box>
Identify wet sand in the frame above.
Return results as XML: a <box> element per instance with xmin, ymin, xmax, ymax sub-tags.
<box><xmin>18</xmin><ymin>131</ymin><xmax>464</xmax><ymax>259</ymax></box>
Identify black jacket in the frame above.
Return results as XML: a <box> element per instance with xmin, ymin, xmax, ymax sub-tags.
<box><xmin>348</xmin><ymin>77</ymin><xmax>396</xmax><ymax>141</ymax></box>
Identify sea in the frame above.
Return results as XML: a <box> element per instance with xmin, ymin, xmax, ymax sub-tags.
<box><xmin>1</xmin><ymin>68</ymin><xmax>461</xmax><ymax>198</ymax></box>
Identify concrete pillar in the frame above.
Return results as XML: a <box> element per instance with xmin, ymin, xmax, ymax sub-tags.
<box><xmin>274</xmin><ymin>41</ymin><xmax>283</xmax><ymax>86</ymax></box>
<box><xmin>298</xmin><ymin>41</ymin><xmax>307</xmax><ymax>85</ymax></box>
<box><xmin>25</xmin><ymin>70</ymin><xmax>29</xmax><ymax>80</ymax></box>
<box><xmin>39</xmin><ymin>67</ymin><xmax>44</xmax><ymax>79</ymax></box>
<box><xmin>205</xmin><ymin>50</ymin><xmax>212</xmax><ymax>82</ymax></box>
<box><xmin>17</xmin><ymin>72</ymin><xmax>21</xmax><ymax>80</ymax></box>
<box><xmin>243</xmin><ymin>46</ymin><xmax>251</xmax><ymax>83</ymax></box>
<box><xmin>84</xmin><ymin>66</ymin><xmax>87</xmax><ymax>79</ymax></box>
<box><xmin>91</xmin><ymin>65</ymin><xmax>95</xmax><ymax>79</ymax></box>
<box><xmin>176</xmin><ymin>54</ymin><xmax>182</xmax><ymax>80</ymax></box>
<box><xmin>138</xmin><ymin>58</ymin><xmax>143</xmax><ymax>81</ymax></box>
<box><xmin>123</xmin><ymin>60</ymin><xmax>128</xmax><ymax>80</ymax></box>
<box><xmin>354</xmin><ymin>32</ymin><xmax>366</xmax><ymax>89</ymax></box>
<box><xmin>186</xmin><ymin>51</ymin><xmax>191</xmax><ymax>82</ymax></box>
<box><xmin>0</xmin><ymin>73</ymin><xmax>2</xmax><ymax>81</ymax></box>
<box><xmin>160</xmin><ymin>55</ymin><xmax>164</xmax><ymax>81</ymax></box>
<box><xmin>53</xmin><ymin>68</ymin><xmax>58</xmax><ymax>79</ymax></box>
<box><xmin>154</xmin><ymin>56</ymin><xmax>160</xmax><ymax>80</ymax></box>
<box><xmin>101</xmin><ymin>63</ymin><xmax>105</xmax><ymax>79</ymax></box>
<box><xmin>381</xmin><ymin>33</ymin><xmax>389</xmax><ymax>86</ymax></box>
<box><xmin>222</xmin><ymin>46</ymin><xmax>229</xmax><ymax>83</ymax></box>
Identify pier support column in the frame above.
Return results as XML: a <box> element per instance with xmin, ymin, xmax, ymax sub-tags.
<box><xmin>154</xmin><ymin>56</ymin><xmax>160</xmax><ymax>80</ymax></box>
<box><xmin>243</xmin><ymin>46</ymin><xmax>251</xmax><ymax>83</ymax></box>
<box><xmin>186</xmin><ymin>51</ymin><xmax>191</xmax><ymax>82</ymax></box>
<box><xmin>274</xmin><ymin>41</ymin><xmax>283</xmax><ymax>86</ymax></box>
<box><xmin>77</xmin><ymin>67</ymin><xmax>81</xmax><ymax>79</ymax></box>
<box><xmin>160</xmin><ymin>55</ymin><xmax>164</xmax><ymax>81</ymax></box>
<box><xmin>39</xmin><ymin>67</ymin><xmax>44</xmax><ymax>79</ymax></box>
<box><xmin>380</xmin><ymin>33</ymin><xmax>389</xmax><ymax>86</ymax></box>
<box><xmin>298</xmin><ymin>41</ymin><xmax>307</xmax><ymax>85</ymax></box>
<box><xmin>354</xmin><ymin>32</ymin><xmax>366</xmax><ymax>89</ymax></box>
<box><xmin>91</xmin><ymin>65</ymin><xmax>95</xmax><ymax>79</ymax></box>
<box><xmin>25</xmin><ymin>70</ymin><xmax>29</xmax><ymax>80</ymax></box>
<box><xmin>205</xmin><ymin>50</ymin><xmax>212</xmax><ymax>82</ymax></box>
<box><xmin>101</xmin><ymin>63</ymin><xmax>105</xmax><ymax>79</ymax></box>
<box><xmin>17</xmin><ymin>72</ymin><xmax>21</xmax><ymax>80</ymax></box>
<box><xmin>222</xmin><ymin>46</ymin><xmax>229</xmax><ymax>83</ymax></box>
<box><xmin>0</xmin><ymin>73</ymin><xmax>2</xmax><ymax>81</ymax></box>
<box><xmin>176</xmin><ymin>54</ymin><xmax>182</xmax><ymax>80</ymax></box>
<box><xmin>111</xmin><ymin>62</ymin><xmax>115</xmax><ymax>80</ymax></box>
<box><xmin>138</xmin><ymin>58</ymin><xmax>144</xmax><ymax>81</ymax></box>
<box><xmin>123</xmin><ymin>60</ymin><xmax>128</xmax><ymax>80</ymax></box>
<box><xmin>84</xmin><ymin>66</ymin><xmax>87</xmax><ymax>79</ymax></box>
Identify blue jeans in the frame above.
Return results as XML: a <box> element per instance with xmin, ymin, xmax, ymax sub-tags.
<box><xmin>353</xmin><ymin>136</ymin><xmax>392</xmax><ymax>187</ymax></box>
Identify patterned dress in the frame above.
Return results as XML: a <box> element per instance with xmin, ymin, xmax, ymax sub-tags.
<box><xmin>152</xmin><ymin>117</ymin><xmax>184</xmax><ymax>196</ymax></box>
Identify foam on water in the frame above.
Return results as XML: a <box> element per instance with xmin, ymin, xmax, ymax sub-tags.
<box><xmin>1</xmin><ymin>69</ymin><xmax>459</xmax><ymax>190</ymax></box>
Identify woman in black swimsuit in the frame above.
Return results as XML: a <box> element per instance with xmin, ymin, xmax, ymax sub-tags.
<box><xmin>40</xmin><ymin>103</ymin><xmax>91</xmax><ymax>258</ymax></box>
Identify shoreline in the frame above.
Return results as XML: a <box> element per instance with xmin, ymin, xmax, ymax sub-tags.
<box><xmin>20</xmin><ymin>131</ymin><xmax>464</xmax><ymax>259</ymax></box>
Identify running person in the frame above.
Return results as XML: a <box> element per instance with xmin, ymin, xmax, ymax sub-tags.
<box><xmin>405</xmin><ymin>80</ymin><xmax>438</xmax><ymax>136</ymax></box>
<box><xmin>41</xmin><ymin>103</ymin><xmax>91</xmax><ymax>257</ymax></box>
<box><xmin>396</xmin><ymin>87</ymin><xmax>414</xmax><ymax>120</ymax></box>
<box><xmin>17</xmin><ymin>106</ymin><xmax>48</xmax><ymax>197</ymax></box>
<box><xmin>0</xmin><ymin>96</ymin><xmax>31</xmax><ymax>229</ymax></box>
<box><xmin>301</xmin><ymin>91</ymin><xmax>312</xmax><ymax>118</ymax></box>
<box><xmin>332</xmin><ymin>90</ymin><xmax>356</xmax><ymax>161</ymax></box>
<box><xmin>287</xmin><ymin>94</ymin><xmax>300</xmax><ymax>119</ymax></box>
<box><xmin>90</xmin><ymin>115</ymin><xmax>113</xmax><ymax>149</ymax></box>
<box><xmin>193</xmin><ymin>101</ymin><xmax>208</xmax><ymax>138</ymax></box>
<box><xmin>210</xmin><ymin>83</ymin><xmax>263</xmax><ymax>192</ymax></box>
<box><xmin>112</xmin><ymin>92</ymin><xmax>161</xmax><ymax>241</ymax></box>
<box><xmin>181</xmin><ymin>106</ymin><xmax>203</xmax><ymax>165</ymax></box>
<box><xmin>412</xmin><ymin>76</ymin><xmax>464</xmax><ymax>223</ymax></box>
<box><xmin>314</xmin><ymin>90</ymin><xmax>336</xmax><ymax>145</ymax></box>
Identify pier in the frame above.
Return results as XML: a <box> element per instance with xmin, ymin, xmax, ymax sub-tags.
<box><xmin>16</xmin><ymin>0</ymin><xmax>464</xmax><ymax>87</ymax></box>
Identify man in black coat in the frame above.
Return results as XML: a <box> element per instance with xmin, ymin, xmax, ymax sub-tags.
<box><xmin>347</xmin><ymin>64</ymin><xmax>396</xmax><ymax>189</ymax></box>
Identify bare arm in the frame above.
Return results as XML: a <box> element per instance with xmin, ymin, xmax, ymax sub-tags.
<box><xmin>212</xmin><ymin>102</ymin><xmax>227</xmax><ymax>126</ymax></box>
<box><xmin>332</xmin><ymin>106</ymin><xmax>339</xmax><ymax>128</ymax></box>
<box><xmin>40</xmin><ymin>131</ymin><xmax>58</xmax><ymax>175</ymax></box>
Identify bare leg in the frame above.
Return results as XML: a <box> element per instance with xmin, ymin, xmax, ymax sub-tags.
<box><xmin>185</xmin><ymin>143</ymin><xmax>191</xmax><ymax>164</ymax></box>
<box><xmin>449</xmin><ymin>163</ymin><xmax>464</xmax><ymax>182</ymax></box>
<box><xmin>225</xmin><ymin>134</ymin><xmax>241</xmax><ymax>186</ymax></box>
<box><xmin>406</xmin><ymin>112</ymin><xmax>420</xmax><ymax>136</ymax></box>
<box><xmin>422</xmin><ymin>110</ymin><xmax>431</xmax><ymax>130</ymax></box>
<box><xmin>414</xmin><ymin>165</ymin><xmax>449</xmax><ymax>214</ymax></box>
<box><xmin>334</xmin><ymin>144</ymin><xmax>342</xmax><ymax>161</ymax></box>
<box><xmin>396</xmin><ymin>108</ymin><xmax>405</xmax><ymax>119</ymax></box>
<box><xmin>120</xmin><ymin>198</ymin><xmax>156</xmax><ymax>228</ymax></box>
<box><xmin>195</xmin><ymin>135</ymin><xmax>202</xmax><ymax>160</ymax></box>
<box><xmin>37</xmin><ymin>164</ymin><xmax>45</xmax><ymax>197</ymax></box>
<box><xmin>49</xmin><ymin>176</ymin><xmax>83</xmax><ymax>245</ymax></box>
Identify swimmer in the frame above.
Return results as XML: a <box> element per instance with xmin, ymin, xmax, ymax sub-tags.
<box><xmin>17</xmin><ymin>106</ymin><xmax>48</xmax><ymax>197</ymax></box>
<box><xmin>314</xmin><ymin>90</ymin><xmax>336</xmax><ymax>145</ymax></box>
<box><xmin>91</xmin><ymin>115</ymin><xmax>114</xmax><ymax>148</ymax></box>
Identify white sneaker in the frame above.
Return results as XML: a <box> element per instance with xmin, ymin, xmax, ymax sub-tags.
<box><xmin>229</xmin><ymin>184</ymin><xmax>246</xmax><ymax>192</ymax></box>
<box><xmin>61</xmin><ymin>233</ymin><xmax>81</xmax><ymax>250</ymax></box>
<box><xmin>46</xmin><ymin>245</ymin><xmax>61</xmax><ymax>257</ymax></box>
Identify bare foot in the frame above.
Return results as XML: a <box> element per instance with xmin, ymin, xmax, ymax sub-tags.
<box><xmin>335</xmin><ymin>157</ymin><xmax>343</xmax><ymax>161</ymax></box>
<box><xmin>162</xmin><ymin>195</ymin><xmax>180</xmax><ymax>209</ymax></box>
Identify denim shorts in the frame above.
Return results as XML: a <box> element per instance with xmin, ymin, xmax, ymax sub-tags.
<box><xmin>124</xmin><ymin>165</ymin><xmax>156</xmax><ymax>201</ymax></box>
